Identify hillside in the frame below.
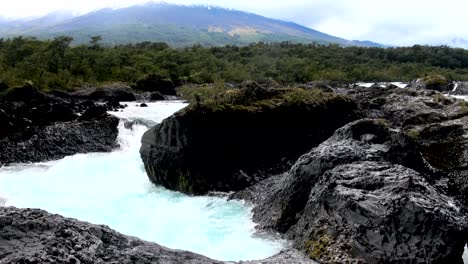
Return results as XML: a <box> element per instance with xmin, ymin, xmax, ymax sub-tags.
<box><xmin>0</xmin><ymin>3</ymin><xmax>382</xmax><ymax>47</ymax></box>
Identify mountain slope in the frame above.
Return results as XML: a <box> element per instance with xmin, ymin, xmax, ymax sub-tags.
<box><xmin>0</xmin><ymin>3</ymin><xmax>382</xmax><ymax>47</ymax></box>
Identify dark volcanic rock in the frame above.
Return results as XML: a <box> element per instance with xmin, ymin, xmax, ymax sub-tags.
<box><xmin>0</xmin><ymin>80</ymin><xmax>8</xmax><ymax>92</ymax></box>
<box><xmin>237</xmin><ymin>119</ymin><xmax>468</xmax><ymax>263</ymax></box>
<box><xmin>70</xmin><ymin>85</ymin><xmax>137</xmax><ymax>102</ymax></box>
<box><xmin>289</xmin><ymin>162</ymin><xmax>466</xmax><ymax>263</ymax></box>
<box><xmin>134</xmin><ymin>73</ymin><xmax>176</xmax><ymax>95</ymax></box>
<box><xmin>0</xmin><ymin>84</ymin><xmax>120</xmax><ymax>166</ymax></box>
<box><xmin>149</xmin><ymin>91</ymin><xmax>165</xmax><ymax>101</ymax></box>
<box><xmin>79</xmin><ymin>105</ymin><xmax>109</xmax><ymax>120</ymax></box>
<box><xmin>350</xmin><ymin>86</ymin><xmax>465</xmax><ymax>127</ymax></box>
<box><xmin>0</xmin><ymin>115</ymin><xmax>119</xmax><ymax>165</ymax></box>
<box><xmin>140</xmin><ymin>91</ymin><xmax>357</xmax><ymax>195</ymax></box>
<box><xmin>0</xmin><ymin>108</ymin><xmax>15</xmax><ymax>138</ymax></box>
<box><xmin>0</xmin><ymin>207</ymin><xmax>316</xmax><ymax>264</ymax></box>
<box><xmin>2</xmin><ymin>82</ymin><xmax>46</xmax><ymax>102</ymax></box>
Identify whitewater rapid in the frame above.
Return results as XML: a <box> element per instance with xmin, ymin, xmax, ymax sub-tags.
<box><xmin>0</xmin><ymin>101</ymin><xmax>286</xmax><ymax>261</ymax></box>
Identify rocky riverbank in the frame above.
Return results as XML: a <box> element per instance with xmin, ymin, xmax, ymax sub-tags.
<box><xmin>141</xmin><ymin>83</ymin><xmax>468</xmax><ymax>263</ymax></box>
<box><xmin>0</xmin><ymin>83</ymin><xmax>120</xmax><ymax>166</ymax></box>
<box><xmin>0</xmin><ymin>207</ymin><xmax>316</xmax><ymax>264</ymax></box>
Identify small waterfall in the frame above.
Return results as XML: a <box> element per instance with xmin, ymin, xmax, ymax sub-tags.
<box><xmin>452</xmin><ymin>82</ymin><xmax>459</xmax><ymax>93</ymax></box>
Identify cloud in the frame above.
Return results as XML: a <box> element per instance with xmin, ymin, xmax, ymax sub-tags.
<box><xmin>0</xmin><ymin>0</ymin><xmax>467</xmax><ymax>45</ymax></box>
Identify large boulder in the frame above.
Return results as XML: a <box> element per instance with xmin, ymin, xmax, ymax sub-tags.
<box><xmin>0</xmin><ymin>85</ymin><xmax>120</xmax><ymax>165</ymax></box>
<box><xmin>0</xmin><ymin>80</ymin><xmax>8</xmax><ymax>93</ymax></box>
<box><xmin>0</xmin><ymin>115</ymin><xmax>119</xmax><ymax>165</ymax></box>
<box><xmin>140</xmin><ymin>88</ymin><xmax>358</xmax><ymax>194</ymax></box>
<box><xmin>349</xmin><ymin>86</ymin><xmax>466</xmax><ymax>127</ymax></box>
<box><xmin>70</xmin><ymin>85</ymin><xmax>136</xmax><ymax>102</ymax></box>
<box><xmin>2</xmin><ymin>82</ymin><xmax>47</xmax><ymax>102</ymax></box>
<box><xmin>234</xmin><ymin>119</ymin><xmax>468</xmax><ymax>263</ymax></box>
<box><xmin>0</xmin><ymin>207</ymin><xmax>317</xmax><ymax>264</ymax></box>
<box><xmin>408</xmin><ymin>75</ymin><xmax>450</xmax><ymax>92</ymax></box>
<box><xmin>350</xmin><ymin>85</ymin><xmax>468</xmax><ymax>208</ymax></box>
<box><xmin>134</xmin><ymin>73</ymin><xmax>176</xmax><ymax>95</ymax></box>
<box><xmin>0</xmin><ymin>108</ymin><xmax>14</xmax><ymax>138</ymax></box>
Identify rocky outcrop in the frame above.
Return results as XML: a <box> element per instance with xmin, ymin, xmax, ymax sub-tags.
<box><xmin>140</xmin><ymin>88</ymin><xmax>357</xmax><ymax>195</ymax></box>
<box><xmin>348</xmin><ymin>85</ymin><xmax>468</xmax><ymax>204</ymax></box>
<box><xmin>451</xmin><ymin>81</ymin><xmax>468</xmax><ymax>95</ymax></box>
<box><xmin>233</xmin><ymin>119</ymin><xmax>468</xmax><ymax>263</ymax></box>
<box><xmin>350</xmin><ymin>85</ymin><xmax>465</xmax><ymax>126</ymax></box>
<box><xmin>133</xmin><ymin>73</ymin><xmax>176</xmax><ymax>95</ymax></box>
<box><xmin>0</xmin><ymin>115</ymin><xmax>119</xmax><ymax>165</ymax></box>
<box><xmin>69</xmin><ymin>85</ymin><xmax>137</xmax><ymax>102</ymax></box>
<box><xmin>408</xmin><ymin>75</ymin><xmax>450</xmax><ymax>92</ymax></box>
<box><xmin>0</xmin><ymin>207</ymin><xmax>317</xmax><ymax>264</ymax></box>
<box><xmin>0</xmin><ymin>83</ymin><xmax>120</xmax><ymax>166</ymax></box>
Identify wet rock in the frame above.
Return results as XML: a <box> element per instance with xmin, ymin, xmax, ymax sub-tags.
<box><xmin>2</xmin><ymin>82</ymin><xmax>46</xmax><ymax>102</ymax></box>
<box><xmin>0</xmin><ymin>115</ymin><xmax>119</xmax><ymax>165</ymax></box>
<box><xmin>78</xmin><ymin>105</ymin><xmax>109</xmax><ymax>120</ymax></box>
<box><xmin>0</xmin><ymin>207</ymin><xmax>317</xmax><ymax>264</ymax></box>
<box><xmin>349</xmin><ymin>86</ymin><xmax>465</xmax><ymax>127</ymax></box>
<box><xmin>0</xmin><ymin>88</ymin><xmax>120</xmax><ymax>165</ymax></box>
<box><xmin>70</xmin><ymin>86</ymin><xmax>136</xmax><ymax>102</ymax></box>
<box><xmin>237</xmin><ymin>119</ymin><xmax>468</xmax><ymax>263</ymax></box>
<box><xmin>288</xmin><ymin>162</ymin><xmax>467</xmax><ymax>263</ymax></box>
<box><xmin>140</xmin><ymin>91</ymin><xmax>357</xmax><ymax>195</ymax></box>
<box><xmin>134</xmin><ymin>73</ymin><xmax>176</xmax><ymax>95</ymax></box>
<box><xmin>149</xmin><ymin>91</ymin><xmax>165</xmax><ymax>101</ymax></box>
<box><xmin>0</xmin><ymin>108</ymin><xmax>14</xmax><ymax>138</ymax></box>
<box><xmin>124</xmin><ymin>118</ymin><xmax>157</xmax><ymax>129</ymax></box>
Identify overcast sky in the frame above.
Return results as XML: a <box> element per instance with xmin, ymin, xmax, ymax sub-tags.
<box><xmin>0</xmin><ymin>0</ymin><xmax>465</xmax><ymax>46</ymax></box>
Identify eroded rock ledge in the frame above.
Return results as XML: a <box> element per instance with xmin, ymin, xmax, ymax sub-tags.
<box><xmin>140</xmin><ymin>87</ymin><xmax>357</xmax><ymax>195</ymax></box>
<box><xmin>234</xmin><ymin>119</ymin><xmax>468</xmax><ymax>263</ymax></box>
<box><xmin>0</xmin><ymin>207</ymin><xmax>316</xmax><ymax>264</ymax></box>
<box><xmin>0</xmin><ymin>83</ymin><xmax>120</xmax><ymax>166</ymax></box>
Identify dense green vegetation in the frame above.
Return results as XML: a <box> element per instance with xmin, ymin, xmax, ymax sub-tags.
<box><xmin>1</xmin><ymin>36</ymin><xmax>468</xmax><ymax>91</ymax></box>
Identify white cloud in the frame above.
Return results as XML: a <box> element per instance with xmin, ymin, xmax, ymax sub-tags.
<box><xmin>0</xmin><ymin>0</ymin><xmax>467</xmax><ymax>45</ymax></box>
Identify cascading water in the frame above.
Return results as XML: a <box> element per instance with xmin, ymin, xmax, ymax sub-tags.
<box><xmin>0</xmin><ymin>101</ymin><xmax>286</xmax><ymax>261</ymax></box>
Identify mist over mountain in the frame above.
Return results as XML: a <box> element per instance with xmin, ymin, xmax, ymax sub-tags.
<box><xmin>0</xmin><ymin>3</ymin><xmax>383</xmax><ymax>47</ymax></box>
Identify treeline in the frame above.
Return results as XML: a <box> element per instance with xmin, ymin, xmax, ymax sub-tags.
<box><xmin>1</xmin><ymin>36</ymin><xmax>468</xmax><ymax>91</ymax></box>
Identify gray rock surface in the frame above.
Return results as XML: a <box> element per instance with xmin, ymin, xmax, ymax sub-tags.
<box><xmin>0</xmin><ymin>207</ymin><xmax>316</xmax><ymax>264</ymax></box>
<box><xmin>0</xmin><ymin>115</ymin><xmax>119</xmax><ymax>165</ymax></box>
<box><xmin>140</xmin><ymin>88</ymin><xmax>357</xmax><ymax>195</ymax></box>
<box><xmin>234</xmin><ymin>119</ymin><xmax>468</xmax><ymax>263</ymax></box>
<box><xmin>0</xmin><ymin>84</ymin><xmax>121</xmax><ymax>166</ymax></box>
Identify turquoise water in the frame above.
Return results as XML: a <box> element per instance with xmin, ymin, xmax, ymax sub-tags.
<box><xmin>0</xmin><ymin>101</ymin><xmax>285</xmax><ymax>261</ymax></box>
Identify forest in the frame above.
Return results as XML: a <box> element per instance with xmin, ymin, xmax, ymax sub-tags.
<box><xmin>1</xmin><ymin>36</ymin><xmax>468</xmax><ymax>91</ymax></box>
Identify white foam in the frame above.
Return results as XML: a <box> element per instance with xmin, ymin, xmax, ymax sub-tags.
<box><xmin>391</xmin><ymin>82</ymin><xmax>408</xmax><ymax>88</ymax></box>
<box><xmin>464</xmin><ymin>245</ymin><xmax>468</xmax><ymax>264</ymax></box>
<box><xmin>356</xmin><ymin>82</ymin><xmax>375</xmax><ymax>88</ymax></box>
<box><xmin>452</xmin><ymin>82</ymin><xmax>459</xmax><ymax>93</ymax></box>
<box><xmin>0</xmin><ymin>100</ymin><xmax>285</xmax><ymax>261</ymax></box>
